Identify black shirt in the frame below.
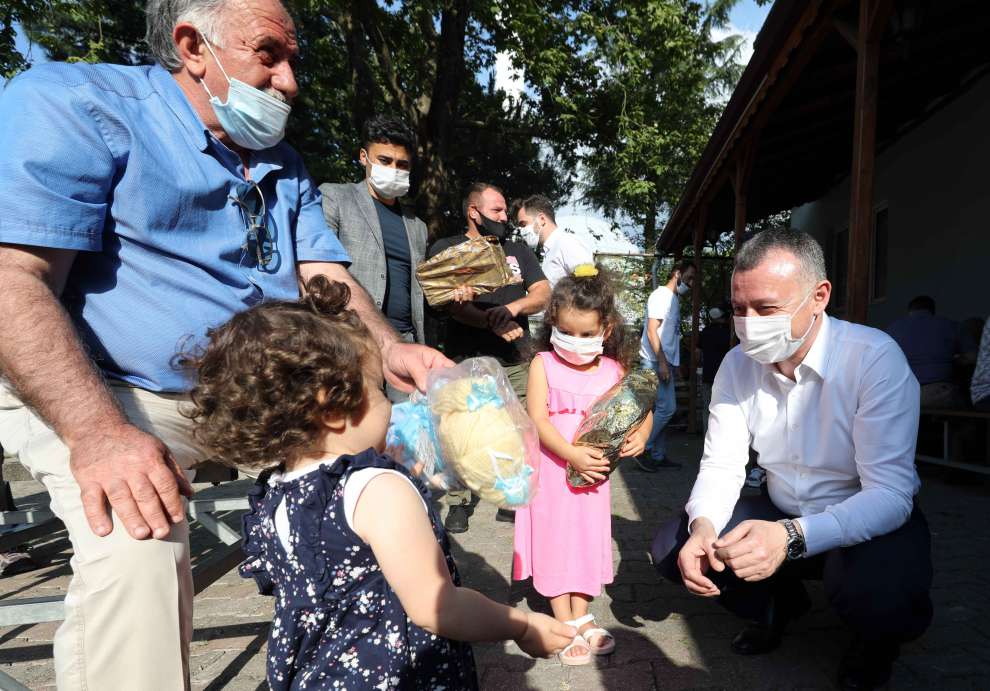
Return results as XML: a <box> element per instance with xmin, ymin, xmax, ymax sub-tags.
<box><xmin>699</xmin><ymin>322</ymin><xmax>732</xmax><ymax>384</ymax></box>
<box><xmin>374</xmin><ymin>198</ymin><xmax>414</xmax><ymax>334</ymax></box>
<box><xmin>426</xmin><ymin>234</ymin><xmax>546</xmax><ymax>365</ymax></box>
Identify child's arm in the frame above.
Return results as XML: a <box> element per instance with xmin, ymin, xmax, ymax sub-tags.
<box><xmin>526</xmin><ymin>356</ymin><xmax>610</xmax><ymax>483</ymax></box>
<box><xmin>353</xmin><ymin>473</ymin><xmax>575</xmax><ymax>656</ymax></box>
<box><xmin>620</xmin><ymin>411</ymin><xmax>653</xmax><ymax>459</ymax></box>
<box><xmin>617</xmin><ymin>362</ymin><xmax>655</xmax><ymax>458</ymax></box>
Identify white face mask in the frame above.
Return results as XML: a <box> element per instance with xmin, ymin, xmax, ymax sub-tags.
<box><xmin>550</xmin><ymin>327</ymin><xmax>605</xmax><ymax>365</ymax></box>
<box><xmin>199</xmin><ymin>38</ymin><xmax>291</xmax><ymax>150</ymax></box>
<box><xmin>367</xmin><ymin>162</ymin><xmax>410</xmax><ymax>199</ymax></box>
<box><xmin>518</xmin><ymin>222</ymin><xmax>540</xmax><ymax>250</ymax></box>
<box><xmin>733</xmin><ymin>290</ymin><xmax>817</xmax><ymax>364</ymax></box>
<box><xmin>676</xmin><ymin>280</ymin><xmax>690</xmax><ymax>296</ymax></box>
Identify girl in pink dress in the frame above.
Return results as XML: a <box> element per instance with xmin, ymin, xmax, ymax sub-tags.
<box><xmin>513</xmin><ymin>265</ymin><xmax>652</xmax><ymax>665</ymax></box>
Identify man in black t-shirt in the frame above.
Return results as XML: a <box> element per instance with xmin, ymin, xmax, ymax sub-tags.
<box><xmin>428</xmin><ymin>182</ymin><xmax>550</xmax><ymax>533</ymax></box>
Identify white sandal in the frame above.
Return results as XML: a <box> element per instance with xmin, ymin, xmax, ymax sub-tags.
<box><xmin>558</xmin><ymin>620</ymin><xmax>592</xmax><ymax>666</ymax></box>
<box><xmin>572</xmin><ymin>613</ymin><xmax>616</xmax><ymax>656</ymax></box>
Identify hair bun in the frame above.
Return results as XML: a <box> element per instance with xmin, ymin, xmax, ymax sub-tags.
<box><xmin>303</xmin><ymin>275</ymin><xmax>351</xmax><ymax>317</ymax></box>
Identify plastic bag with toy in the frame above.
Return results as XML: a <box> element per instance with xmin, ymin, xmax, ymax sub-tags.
<box><xmin>385</xmin><ymin>357</ymin><xmax>539</xmax><ymax>509</ymax></box>
<box><xmin>385</xmin><ymin>390</ymin><xmax>451</xmax><ymax>491</ymax></box>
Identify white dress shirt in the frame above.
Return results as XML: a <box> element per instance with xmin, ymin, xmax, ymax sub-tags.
<box><xmin>685</xmin><ymin>314</ymin><xmax>921</xmax><ymax>557</ymax></box>
<box><xmin>638</xmin><ymin>286</ymin><xmax>681</xmax><ymax>366</ymax></box>
<box><xmin>540</xmin><ymin>227</ymin><xmax>594</xmax><ymax>288</ymax></box>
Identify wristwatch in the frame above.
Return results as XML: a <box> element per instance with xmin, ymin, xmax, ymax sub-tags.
<box><xmin>779</xmin><ymin>519</ymin><xmax>806</xmax><ymax>560</ymax></box>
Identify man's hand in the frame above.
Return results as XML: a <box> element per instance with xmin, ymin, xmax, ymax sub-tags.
<box><xmin>69</xmin><ymin>423</ymin><xmax>194</xmax><ymax>540</ymax></box>
<box><xmin>713</xmin><ymin>520</ymin><xmax>789</xmax><ymax>582</ymax></box>
<box><xmin>515</xmin><ymin>612</ymin><xmax>576</xmax><ymax>658</ymax></box>
<box><xmin>381</xmin><ymin>341</ymin><xmax>454</xmax><ymax>393</ymax></box>
<box><xmin>498</xmin><ymin>326</ymin><xmax>525</xmax><ymax>342</ymax></box>
<box><xmin>676</xmin><ymin>517</ymin><xmax>724</xmax><ymax>597</ymax></box>
<box><xmin>486</xmin><ymin>306</ymin><xmax>515</xmax><ymax>333</ymax></box>
<box><xmin>657</xmin><ymin>360</ymin><xmax>671</xmax><ymax>383</ymax></box>
<box><xmin>450</xmin><ymin>285</ymin><xmax>477</xmax><ymax>303</ymax></box>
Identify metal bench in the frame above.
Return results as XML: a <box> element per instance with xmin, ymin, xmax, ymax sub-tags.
<box><xmin>0</xmin><ymin>458</ymin><xmax>251</xmax><ymax>690</ymax></box>
<box><xmin>916</xmin><ymin>408</ymin><xmax>990</xmax><ymax>475</ymax></box>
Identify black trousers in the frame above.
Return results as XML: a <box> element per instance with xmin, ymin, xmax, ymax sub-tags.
<box><xmin>651</xmin><ymin>492</ymin><xmax>934</xmax><ymax>643</ymax></box>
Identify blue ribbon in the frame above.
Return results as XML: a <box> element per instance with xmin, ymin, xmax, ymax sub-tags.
<box><xmin>466</xmin><ymin>377</ymin><xmax>504</xmax><ymax>411</ymax></box>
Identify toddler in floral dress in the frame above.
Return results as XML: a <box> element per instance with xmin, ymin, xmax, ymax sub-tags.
<box><xmin>183</xmin><ymin>276</ymin><xmax>574</xmax><ymax>690</ymax></box>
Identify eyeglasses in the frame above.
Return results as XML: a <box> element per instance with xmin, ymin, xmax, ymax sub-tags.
<box><xmin>230</xmin><ymin>181</ymin><xmax>275</xmax><ymax>268</ymax></box>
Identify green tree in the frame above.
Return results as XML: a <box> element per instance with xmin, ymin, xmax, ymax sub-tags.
<box><xmin>4</xmin><ymin>0</ymin><xmax>746</xmax><ymax>244</ymax></box>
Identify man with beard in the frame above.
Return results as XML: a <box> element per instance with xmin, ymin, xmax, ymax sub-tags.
<box><xmin>427</xmin><ymin>182</ymin><xmax>550</xmax><ymax>533</ymax></box>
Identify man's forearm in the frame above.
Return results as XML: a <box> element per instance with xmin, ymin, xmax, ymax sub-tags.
<box><xmin>445</xmin><ymin>301</ymin><xmax>490</xmax><ymax>329</ymax></box>
<box><xmin>299</xmin><ymin>262</ymin><xmax>399</xmax><ymax>351</ymax></box>
<box><xmin>648</xmin><ymin>320</ymin><xmax>664</xmax><ymax>362</ymax></box>
<box><xmin>507</xmin><ymin>281</ymin><xmax>550</xmax><ymax>317</ymax></box>
<box><xmin>652</xmin><ymin>339</ymin><xmax>668</xmax><ymax>368</ymax></box>
<box><xmin>0</xmin><ymin>262</ymin><xmax>125</xmax><ymax>446</ymax></box>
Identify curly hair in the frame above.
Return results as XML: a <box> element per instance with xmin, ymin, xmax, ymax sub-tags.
<box><xmin>532</xmin><ymin>266</ymin><xmax>636</xmax><ymax>370</ymax></box>
<box><xmin>179</xmin><ymin>276</ymin><xmax>374</xmax><ymax>471</ymax></box>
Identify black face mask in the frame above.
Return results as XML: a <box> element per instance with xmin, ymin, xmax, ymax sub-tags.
<box><xmin>475</xmin><ymin>212</ymin><xmax>508</xmax><ymax>242</ymax></box>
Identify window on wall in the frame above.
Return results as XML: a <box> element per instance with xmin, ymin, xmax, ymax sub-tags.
<box><xmin>827</xmin><ymin>226</ymin><xmax>849</xmax><ymax>312</ymax></box>
<box><xmin>870</xmin><ymin>206</ymin><xmax>888</xmax><ymax>302</ymax></box>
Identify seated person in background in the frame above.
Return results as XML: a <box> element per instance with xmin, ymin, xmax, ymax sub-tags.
<box><xmin>971</xmin><ymin>317</ymin><xmax>990</xmax><ymax>411</ymax></box>
<box><xmin>887</xmin><ymin>295</ymin><xmax>967</xmax><ymax>408</ymax></box>
<box><xmin>697</xmin><ymin>305</ymin><xmax>732</xmax><ymax>435</ymax></box>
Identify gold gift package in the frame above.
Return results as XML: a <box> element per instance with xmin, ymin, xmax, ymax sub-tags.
<box><xmin>416</xmin><ymin>236</ymin><xmax>522</xmax><ymax>307</ymax></box>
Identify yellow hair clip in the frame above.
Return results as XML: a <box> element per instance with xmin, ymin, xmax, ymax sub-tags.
<box><xmin>573</xmin><ymin>264</ymin><xmax>598</xmax><ymax>278</ymax></box>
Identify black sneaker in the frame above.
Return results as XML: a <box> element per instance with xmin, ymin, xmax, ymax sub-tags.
<box><xmin>634</xmin><ymin>455</ymin><xmax>682</xmax><ymax>471</ymax></box>
<box><xmin>444</xmin><ymin>505</ymin><xmax>470</xmax><ymax>534</ymax></box>
<box><xmin>837</xmin><ymin>637</ymin><xmax>899</xmax><ymax>690</ymax></box>
<box><xmin>495</xmin><ymin>508</ymin><xmax>515</xmax><ymax>523</ymax></box>
<box><xmin>633</xmin><ymin>454</ymin><xmax>659</xmax><ymax>473</ymax></box>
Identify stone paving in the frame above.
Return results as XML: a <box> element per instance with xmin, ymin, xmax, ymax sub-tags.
<box><xmin>0</xmin><ymin>430</ymin><xmax>988</xmax><ymax>689</ymax></box>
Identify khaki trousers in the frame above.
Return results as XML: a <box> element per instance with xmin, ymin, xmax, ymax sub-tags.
<box><xmin>0</xmin><ymin>382</ymin><xmax>208</xmax><ymax>690</ymax></box>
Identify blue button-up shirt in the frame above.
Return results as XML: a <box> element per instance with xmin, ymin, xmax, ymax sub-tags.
<box><xmin>0</xmin><ymin>63</ymin><xmax>349</xmax><ymax>392</ymax></box>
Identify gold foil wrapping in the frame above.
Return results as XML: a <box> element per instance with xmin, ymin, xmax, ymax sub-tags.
<box><xmin>567</xmin><ymin>368</ymin><xmax>659</xmax><ymax>489</ymax></box>
<box><xmin>416</xmin><ymin>236</ymin><xmax>522</xmax><ymax>307</ymax></box>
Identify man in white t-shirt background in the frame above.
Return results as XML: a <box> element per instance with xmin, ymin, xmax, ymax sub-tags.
<box><xmin>637</xmin><ymin>259</ymin><xmax>696</xmax><ymax>471</ymax></box>
<box><xmin>512</xmin><ymin>195</ymin><xmax>594</xmax><ymax>288</ymax></box>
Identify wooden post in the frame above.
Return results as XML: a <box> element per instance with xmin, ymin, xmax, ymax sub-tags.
<box><xmin>730</xmin><ymin>140</ymin><xmax>755</xmax><ymax>250</ymax></box>
<box><xmin>729</xmin><ymin>142</ymin><xmax>754</xmax><ymax>346</ymax></box>
<box><xmin>846</xmin><ymin>0</ymin><xmax>893</xmax><ymax>323</ymax></box>
<box><xmin>687</xmin><ymin>209</ymin><xmax>706</xmax><ymax>435</ymax></box>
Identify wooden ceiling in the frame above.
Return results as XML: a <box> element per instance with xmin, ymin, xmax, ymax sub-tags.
<box><xmin>658</xmin><ymin>0</ymin><xmax>990</xmax><ymax>251</ymax></box>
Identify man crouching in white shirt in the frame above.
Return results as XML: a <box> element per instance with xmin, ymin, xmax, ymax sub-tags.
<box><xmin>650</xmin><ymin>229</ymin><xmax>932</xmax><ymax>691</ymax></box>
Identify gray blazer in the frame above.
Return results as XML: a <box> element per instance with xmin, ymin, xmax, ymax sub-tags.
<box><xmin>318</xmin><ymin>180</ymin><xmax>427</xmax><ymax>343</ymax></box>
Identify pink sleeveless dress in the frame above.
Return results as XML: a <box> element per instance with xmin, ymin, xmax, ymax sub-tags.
<box><xmin>513</xmin><ymin>351</ymin><xmax>624</xmax><ymax>598</ymax></box>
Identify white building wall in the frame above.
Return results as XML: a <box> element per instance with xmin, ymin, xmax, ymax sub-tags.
<box><xmin>791</xmin><ymin>73</ymin><xmax>990</xmax><ymax>328</ymax></box>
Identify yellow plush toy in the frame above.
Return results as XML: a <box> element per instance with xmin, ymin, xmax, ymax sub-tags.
<box><xmin>429</xmin><ymin>361</ymin><xmax>538</xmax><ymax>508</ymax></box>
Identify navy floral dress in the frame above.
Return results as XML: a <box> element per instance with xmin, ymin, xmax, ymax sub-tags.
<box><xmin>240</xmin><ymin>448</ymin><xmax>479</xmax><ymax>690</ymax></box>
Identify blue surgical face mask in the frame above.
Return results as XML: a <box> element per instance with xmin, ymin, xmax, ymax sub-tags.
<box><xmin>200</xmin><ymin>37</ymin><xmax>291</xmax><ymax>150</ymax></box>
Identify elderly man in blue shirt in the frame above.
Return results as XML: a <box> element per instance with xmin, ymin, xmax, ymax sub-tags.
<box><xmin>0</xmin><ymin>0</ymin><xmax>450</xmax><ymax>687</ymax></box>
